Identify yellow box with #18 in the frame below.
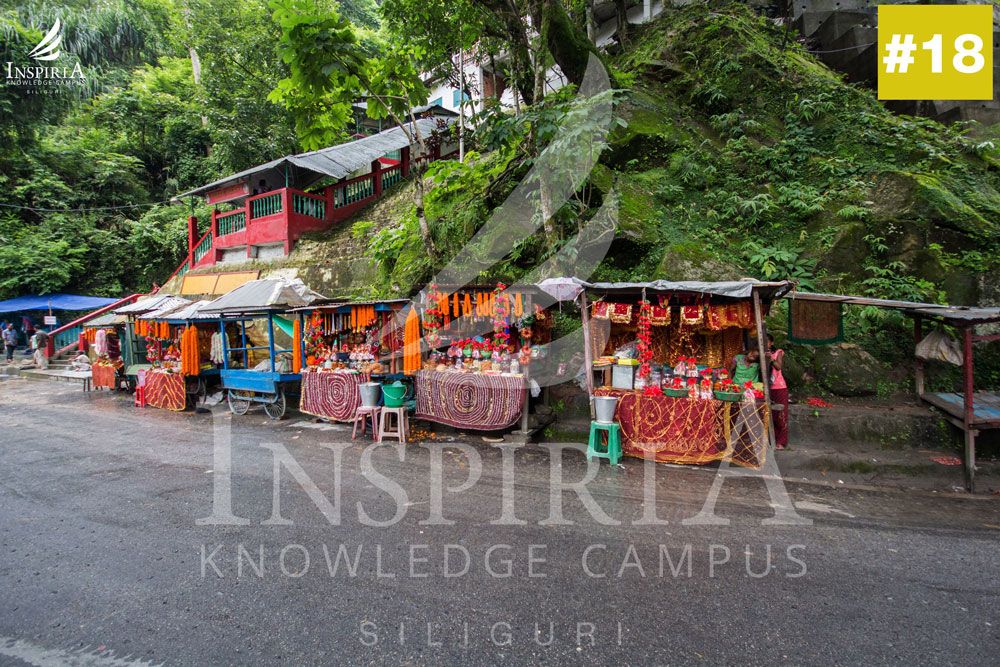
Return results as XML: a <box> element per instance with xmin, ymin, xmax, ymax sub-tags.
<box><xmin>877</xmin><ymin>4</ymin><xmax>993</xmax><ymax>101</ymax></box>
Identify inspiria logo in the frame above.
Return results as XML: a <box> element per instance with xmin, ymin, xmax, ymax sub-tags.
<box><xmin>5</xmin><ymin>18</ymin><xmax>86</xmax><ymax>91</ymax></box>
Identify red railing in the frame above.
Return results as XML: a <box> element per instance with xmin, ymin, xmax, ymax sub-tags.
<box><xmin>45</xmin><ymin>293</ymin><xmax>144</xmax><ymax>358</ymax></box>
<box><xmin>164</xmin><ymin>142</ymin><xmax>456</xmax><ymax>279</ymax></box>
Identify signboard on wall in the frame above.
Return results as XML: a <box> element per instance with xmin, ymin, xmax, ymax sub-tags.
<box><xmin>206</xmin><ymin>181</ymin><xmax>250</xmax><ymax>205</ymax></box>
<box><xmin>43</xmin><ymin>315</ymin><xmax>57</xmax><ymax>326</ymax></box>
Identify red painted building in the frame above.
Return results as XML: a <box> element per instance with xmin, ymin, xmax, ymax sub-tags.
<box><xmin>169</xmin><ymin>109</ymin><xmax>457</xmax><ymax>281</ymax></box>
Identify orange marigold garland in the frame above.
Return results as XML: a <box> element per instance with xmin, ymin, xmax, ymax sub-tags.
<box><xmin>402</xmin><ymin>307</ymin><xmax>421</xmax><ymax>375</ymax></box>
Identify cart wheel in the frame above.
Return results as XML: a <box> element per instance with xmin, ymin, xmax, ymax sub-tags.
<box><xmin>228</xmin><ymin>390</ymin><xmax>252</xmax><ymax>416</ymax></box>
<box><xmin>263</xmin><ymin>389</ymin><xmax>287</xmax><ymax>420</ymax></box>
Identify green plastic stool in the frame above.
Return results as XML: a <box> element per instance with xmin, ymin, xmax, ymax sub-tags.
<box><xmin>587</xmin><ymin>421</ymin><xmax>622</xmax><ymax>465</ymax></box>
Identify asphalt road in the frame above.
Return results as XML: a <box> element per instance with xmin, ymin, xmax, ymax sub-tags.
<box><xmin>0</xmin><ymin>379</ymin><xmax>997</xmax><ymax>665</ymax></box>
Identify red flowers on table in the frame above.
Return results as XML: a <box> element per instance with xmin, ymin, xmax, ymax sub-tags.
<box><xmin>636</xmin><ymin>300</ymin><xmax>653</xmax><ymax>379</ymax></box>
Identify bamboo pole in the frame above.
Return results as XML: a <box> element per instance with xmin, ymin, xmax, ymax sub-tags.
<box><xmin>753</xmin><ymin>289</ymin><xmax>777</xmax><ymax>451</ymax></box>
<box><xmin>579</xmin><ymin>290</ymin><xmax>596</xmax><ymax>421</ymax></box>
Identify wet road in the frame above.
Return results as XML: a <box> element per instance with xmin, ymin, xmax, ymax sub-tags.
<box><xmin>0</xmin><ymin>379</ymin><xmax>997</xmax><ymax>665</ymax></box>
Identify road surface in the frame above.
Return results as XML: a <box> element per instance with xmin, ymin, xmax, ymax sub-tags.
<box><xmin>0</xmin><ymin>379</ymin><xmax>997</xmax><ymax>665</ymax></box>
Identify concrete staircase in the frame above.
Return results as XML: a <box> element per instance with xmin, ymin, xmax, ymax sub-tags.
<box><xmin>788</xmin><ymin>0</ymin><xmax>1000</xmax><ymax>127</ymax></box>
<box><xmin>18</xmin><ymin>348</ymin><xmax>94</xmax><ymax>389</ymax></box>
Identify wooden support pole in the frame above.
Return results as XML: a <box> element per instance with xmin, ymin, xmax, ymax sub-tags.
<box><xmin>962</xmin><ymin>325</ymin><xmax>975</xmax><ymax>492</ymax></box>
<box><xmin>913</xmin><ymin>315</ymin><xmax>925</xmax><ymax>396</ymax></box>
<box><xmin>753</xmin><ymin>289</ymin><xmax>777</xmax><ymax>452</ymax></box>
<box><xmin>579</xmin><ymin>291</ymin><xmax>596</xmax><ymax>421</ymax></box>
<box><xmin>520</xmin><ymin>292</ymin><xmax>532</xmax><ymax>435</ymax></box>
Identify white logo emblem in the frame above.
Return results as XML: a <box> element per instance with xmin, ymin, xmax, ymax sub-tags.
<box><xmin>28</xmin><ymin>19</ymin><xmax>62</xmax><ymax>61</ymax></box>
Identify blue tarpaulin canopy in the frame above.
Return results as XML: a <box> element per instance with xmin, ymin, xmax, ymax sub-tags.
<box><xmin>0</xmin><ymin>293</ymin><xmax>119</xmax><ymax>313</ymax></box>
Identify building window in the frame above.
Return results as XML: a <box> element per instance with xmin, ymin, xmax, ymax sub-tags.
<box><xmin>429</xmin><ymin>97</ymin><xmax>443</xmax><ymax>107</ymax></box>
<box><xmin>452</xmin><ymin>90</ymin><xmax>470</xmax><ymax>107</ymax></box>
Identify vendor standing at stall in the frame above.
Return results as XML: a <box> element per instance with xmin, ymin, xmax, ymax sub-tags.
<box><xmin>768</xmin><ymin>334</ymin><xmax>789</xmax><ymax>450</ymax></box>
<box><xmin>730</xmin><ymin>346</ymin><xmax>760</xmax><ymax>385</ymax></box>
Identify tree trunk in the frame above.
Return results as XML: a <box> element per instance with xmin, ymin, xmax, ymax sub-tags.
<box><xmin>585</xmin><ymin>0</ymin><xmax>597</xmax><ymax>44</ymax></box>
<box><xmin>542</xmin><ymin>0</ymin><xmax>611</xmax><ymax>87</ymax></box>
<box><xmin>480</xmin><ymin>0</ymin><xmax>536</xmax><ymax>106</ymax></box>
<box><xmin>413</xmin><ymin>175</ymin><xmax>437</xmax><ymax>259</ymax></box>
<box><xmin>614</xmin><ymin>0</ymin><xmax>628</xmax><ymax>48</ymax></box>
<box><xmin>532</xmin><ymin>1</ymin><xmax>550</xmax><ymax>104</ymax></box>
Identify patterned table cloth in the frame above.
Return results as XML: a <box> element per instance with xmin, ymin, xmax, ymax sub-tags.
<box><xmin>91</xmin><ymin>363</ymin><xmax>118</xmax><ymax>390</ymax></box>
<box><xmin>594</xmin><ymin>388</ymin><xmax>768</xmax><ymax>468</ymax></box>
<box><xmin>415</xmin><ymin>370</ymin><xmax>526</xmax><ymax>431</ymax></box>
<box><xmin>145</xmin><ymin>370</ymin><xmax>186</xmax><ymax>411</ymax></box>
<box><xmin>299</xmin><ymin>370</ymin><xmax>366</xmax><ymax>422</ymax></box>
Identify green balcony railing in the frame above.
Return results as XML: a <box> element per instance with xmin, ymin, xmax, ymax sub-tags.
<box><xmin>293</xmin><ymin>192</ymin><xmax>325</xmax><ymax>220</ymax></box>
<box><xmin>193</xmin><ymin>233</ymin><xmax>213</xmax><ymax>263</ymax></box>
<box><xmin>218</xmin><ymin>210</ymin><xmax>246</xmax><ymax>236</ymax></box>
<box><xmin>333</xmin><ymin>178</ymin><xmax>374</xmax><ymax>208</ymax></box>
<box><xmin>381</xmin><ymin>166</ymin><xmax>403</xmax><ymax>189</ymax></box>
<box><xmin>251</xmin><ymin>192</ymin><xmax>282</xmax><ymax>219</ymax></box>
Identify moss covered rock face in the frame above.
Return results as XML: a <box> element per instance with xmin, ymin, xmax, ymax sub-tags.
<box><xmin>813</xmin><ymin>344</ymin><xmax>887</xmax><ymax>397</ymax></box>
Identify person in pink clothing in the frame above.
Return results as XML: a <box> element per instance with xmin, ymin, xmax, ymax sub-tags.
<box><xmin>767</xmin><ymin>334</ymin><xmax>789</xmax><ymax>449</ymax></box>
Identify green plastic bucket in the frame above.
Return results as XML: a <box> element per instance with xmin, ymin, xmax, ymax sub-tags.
<box><xmin>382</xmin><ymin>381</ymin><xmax>406</xmax><ymax>408</ymax></box>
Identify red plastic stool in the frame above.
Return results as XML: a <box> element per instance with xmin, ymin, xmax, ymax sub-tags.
<box><xmin>134</xmin><ymin>386</ymin><xmax>147</xmax><ymax>408</ymax></box>
<box><xmin>352</xmin><ymin>405</ymin><xmax>381</xmax><ymax>440</ymax></box>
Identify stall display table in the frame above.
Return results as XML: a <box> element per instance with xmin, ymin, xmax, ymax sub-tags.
<box><xmin>594</xmin><ymin>388</ymin><xmax>768</xmax><ymax>467</ymax></box>
<box><xmin>91</xmin><ymin>363</ymin><xmax>118</xmax><ymax>390</ymax></box>
<box><xmin>415</xmin><ymin>370</ymin><xmax>526</xmax><ymax>431</ymax></box>
<box><xmin>144</xmin><ymin>370</ymin><xmax>187</xmax><ymax>411</ymax></box>
<box><xmin>299</xmin><ymin>369</ymin><xmax>368</xmax><ymax>422</ymax></box>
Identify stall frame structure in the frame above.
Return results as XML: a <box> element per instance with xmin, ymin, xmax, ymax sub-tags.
<box><xmin>784</xmin><ymin>291</ymin><xmax>1000</xmax><ymax>491</ymax></box>
<box><xmin>411</xmin><ymin>284</ymin><xmax>548</xmax><ymax>437</ymax></box>
<box><xmin>201</xmin><ymin>279</ymin><xmax>324</xmax><ymax>420</ymax></box>
<box><xmin>143</xmin><ymin>299</ymin><xmax>224</xmax><ymax>404</ymax></box>
<box><xmin>536</xmin><ymin>278</ymin><xmax>793</xmax><ymax>458</ymax></box>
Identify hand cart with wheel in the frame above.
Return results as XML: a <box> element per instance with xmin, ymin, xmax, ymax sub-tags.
<box><xmin>201</xmin><ymin>279</ymin><xmax>324</xmax><ymax>420</ymax></box>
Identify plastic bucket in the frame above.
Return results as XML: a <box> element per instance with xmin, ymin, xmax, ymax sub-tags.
<box><xmin>359</xmin><ymin>382</ymin><xmax>382</xmax><ymax>407</ymax></box>
<box><xmin>382</xmin><ymin>381</ymin><xmax>407</xmax><ymax>408</ymax></box>
<box><xmin>593</xmin><ymin>395</ymin><xmax>618</xmax><ymax>424</ymax></box>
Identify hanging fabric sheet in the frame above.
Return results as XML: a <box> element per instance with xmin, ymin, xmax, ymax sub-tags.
<box><xmin>787</xmin><ymin>299</ymin><xmax>843</xmax><ymax>345</ymax></box>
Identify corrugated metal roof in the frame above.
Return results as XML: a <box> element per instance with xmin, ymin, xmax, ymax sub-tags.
<box><xmin>537</xmin><ymin>278</ymin><xmax>794</xmax><ymax>301</ymax></box>
<box><xmin>84</xmin><ymin>312</ymin><xmax>126</xmax><ymax>328</ymax></box>
<box><xmin>179</xmin><ymin>116</ymin><xmax>453</xmax><ymax>198</ymax></box>
<box><xmin>201</xmin><ymin>279</ymin><xmax>326</xmax><ymax>314</ymax></box>
<box><xmin>138</xmin><ymin>297</ymin><xmax>193</xmax><ymax>320</ymax></box>
<box><xmin>785</xmin><ymin>291</ymin><xmax>1000</xmax><ymax>324</ymax></box>
<box><xmin>114</xmin><ymin>294</ymin><xmax>176</xmax><ymax>315</ymax></box>
<box><xmin>164</xmin><ymin>300</ymin><xmax>217</xmax><ymax>321</ymax></box>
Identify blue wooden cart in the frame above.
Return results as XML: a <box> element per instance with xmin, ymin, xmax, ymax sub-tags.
<box><xmin>202</xmin><ymin>279</ymin><xmax>322</xmax><ymax>420</ymax></box>
<box><xmin>216</xmin><ymin>312</ymin><xmax>304</xmax><ymax>419</ymax></box>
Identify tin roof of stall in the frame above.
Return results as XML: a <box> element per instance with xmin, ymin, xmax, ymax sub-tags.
<box><xmin>83</xmin><ymin>312</ymin><xmax>127</xmax><ymax>328</ymax></box>
<box><xmin>201</xmin><ymin>279</ymin><xmax>326</xmax><ymax>314</ymax></box>
<box><xmin>536</xmin><ymin>278</ymin><xmax>794</xmax><ymax>302</ymax></box>
<box><xmin>114</xmin><ymin>294</ymin><xmax>179</xmax><ymax>315</ymax></box>
<box><xmin>290</xmin><ymin>297</ymin><xmax>411</xmax><ymax>312</ymax></box>
<box><xmin>137</xmin><ymin>297</ymin><xmax>193</xmax><ymax>320</ymax></box>
<box><xmin>179</xmin><ymin>112</ymin><xmax>455</xmax><ymax>199</ymax></box>
<box><xmin>164</xmin><ymin>300</ymin><xmax>218</xmax><ymax>321</ymax></box>
<box><xmin>785</xmin><ymin>291</ymin><xmax>1000</xmax><ymax>325</ymax></box>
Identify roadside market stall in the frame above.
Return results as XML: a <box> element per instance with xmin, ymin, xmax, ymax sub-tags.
<box><xmin>135</xmin><ymin>299</ymin><xmax>223</xmax><ymax>410</ymax></box>
<box><xmin>539</xmin><ymin>278</ymin><xmax>793</xmax><ymax>468</ymax></box>
<box><xmin>113</xmin><ymin>294</ymin><xmax>190</xmax><ymax>390</ymax></box>
<box><xmin>785</xmin><ymin>291</ymin><xmax>1000</xmax><ymax>491</ymax></box>
<box><xmin>294</xmin><ymin>298</ymin><xmax>408</xmax><ymax>422</ymax></box>
<box><xmin>408</xmin><ymin>283</ymin><xmax>549</xmax><ymax>433</ymax></box>
<box><xmin>81</xmin><ymin>311</ymin><xmax>127</xmax><ymax>389</ymax></box>
<box><xmin>201</xmin><ymin>279</ymin><xmax>324</xmax><ymax>419</ymax></box>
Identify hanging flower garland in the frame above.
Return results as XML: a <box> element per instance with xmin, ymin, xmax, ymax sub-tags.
<box><xmin>636</xmin><ymin>299</ymin><xmax>653</xmax><ymax>379</ymax></box>
<box><xmin>492</xmin><ymin>282</ymin><xmax>512</xmax><ymax>352</ymax></box>
<box><xmin>423</xmin><ymin>283</ymin><xmax>444</xmax><ymax>349</ymax></box>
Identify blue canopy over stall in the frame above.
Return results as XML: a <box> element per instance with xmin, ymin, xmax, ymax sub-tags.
<box><xmin>0</xmin><ymin>294</ymin><xmax>120</xmax><ymax>313</ymax></box>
